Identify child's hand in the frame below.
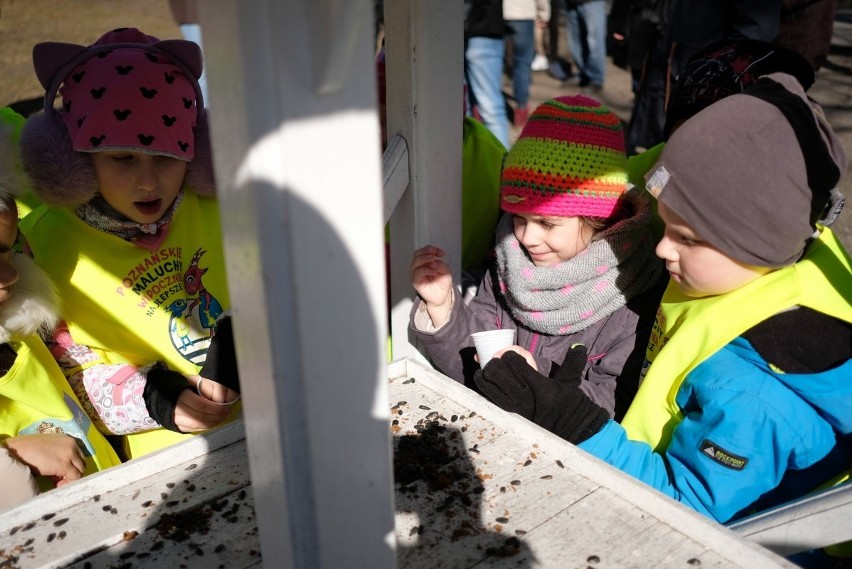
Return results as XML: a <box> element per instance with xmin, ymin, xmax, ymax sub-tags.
<box><xmin>411</xmin><ymin>246</ymin><xmax>454</xmax><ymax>306</ymax></box>
<box><xmin>492</xmin><ymin>346</ymin><xmax>538</xmax><ymax>371</ymax></box>
<box><xmin>2</xmin><ymin>434</ymin><xmax>86</xmax><ymax>487</ymax></box>
<box><xmin>411</xmin><ymin>246</ymin><xmax>455</xmax><ymax>327</ymax></box>
<box><xmin>173</xmin><ymin>377</ymin><xmax>237</xmax><ymax>433</ymax></box>
<box><xmin>192</xmin><ymin>375</ymin><xmax>239</xmax><ymax>404</ymax></box>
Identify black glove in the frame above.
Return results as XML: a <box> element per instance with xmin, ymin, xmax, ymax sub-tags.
<box><xmin>473</xmin><ymin>346</ymin><xmax>609</xmax><ymax>444</ymax></box>
<box><xmin>199</xmin><ymin>315</ymin><xmax>241</xmax><ymax>394</ymax></box>
<box><xmin>144</xmin><ymin>366</ymin><xmax>192</xmax><ymax>432</ymax></box>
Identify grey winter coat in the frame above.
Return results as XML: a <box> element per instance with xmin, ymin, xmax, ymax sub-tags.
<box><xmin>411</xmin><ymin>268</ymin><xmax>667</xmax><ymax>420</ymax></box>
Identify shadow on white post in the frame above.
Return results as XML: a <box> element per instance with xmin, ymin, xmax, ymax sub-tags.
<box><xmin>201</xmin><ymin>1</ymin><xmax>397</xmax><ymax>567</ymax></box>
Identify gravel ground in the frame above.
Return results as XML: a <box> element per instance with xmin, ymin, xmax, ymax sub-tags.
<box><xmin>0</xmin><ymin>0</ymin><xmax>180</xmax><ymax>109</ymax></box>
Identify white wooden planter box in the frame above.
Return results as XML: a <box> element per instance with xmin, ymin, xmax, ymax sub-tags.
<box><xmin>0</xmin><ymin>358</ymin><xmax>795</xmax><ymax>568</ymax></box>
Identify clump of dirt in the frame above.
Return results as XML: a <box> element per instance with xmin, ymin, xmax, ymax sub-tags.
<box><xmin>153</xmin><ymin>504</ymin><xmax>213</xmax><ymax>543</ymax></box>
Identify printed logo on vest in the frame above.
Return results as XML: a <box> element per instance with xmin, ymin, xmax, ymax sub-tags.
<box><xmin>166</xmin><ymin>248</ymin><xmax>223</xmax><ymax>365</ymax></box>
<box><xmin>699</xmin><ymin>439</ymin><xmax>748</xmax><ymax>471</ymax></box>
<box><xmin>20</xmin><ymin>394</ymin><xmax>95</xmax><ymax>457</ymax></box>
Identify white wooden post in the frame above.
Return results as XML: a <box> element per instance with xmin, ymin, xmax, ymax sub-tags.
<box><xmin>200</xmin><ymin>1</ymin><xmax>396</xmax><ymax>567</ymax></box>
<box><xmin>385</xmin><ymin>0</ymin><xmax>464</xmax><ymax>361</ymax></box>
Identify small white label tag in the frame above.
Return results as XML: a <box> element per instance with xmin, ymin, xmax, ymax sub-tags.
<box><xmin>645</xmin><ymin>165</ymin><xmax>671</xmax><ymax>199</ymax></box>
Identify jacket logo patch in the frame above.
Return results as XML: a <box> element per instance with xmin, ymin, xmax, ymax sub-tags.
<box><xmin>700</xmin><ymin>440</ymin><xmax>748</xmax><ymax>470</ymax></box>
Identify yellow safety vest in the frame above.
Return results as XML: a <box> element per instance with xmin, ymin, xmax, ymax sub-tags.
<box><xmin>621</xmin><ymin>228</ymin><xmax>852</xmax><ymax>453</ymax></box>
<box><xmin>21</xmin><ymin>192</ymin><xmax>236</xmax><ymax>459</ymax></box>
<box><xmin>0</xmin><ymin>336</ymin><xmax>121</xmax><ymax>488</ymax></box>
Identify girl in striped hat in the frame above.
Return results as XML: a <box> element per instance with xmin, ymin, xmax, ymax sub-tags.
<box><xmin>410</xmin><ymin>95</ymin><xmax>665</xmax><ymax>420</ymax></box>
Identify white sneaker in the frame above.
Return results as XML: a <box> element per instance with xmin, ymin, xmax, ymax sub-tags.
<box><xmin>531</xmin><ymin>54</ymin><xmax>548</xmax><ymax>72</ymax></box>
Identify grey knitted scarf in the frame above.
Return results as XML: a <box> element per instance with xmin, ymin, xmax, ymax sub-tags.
<box><xmin>494</xmin><ymin>190</ymin><xmax>663</xmax><ymax>335</ymax></box>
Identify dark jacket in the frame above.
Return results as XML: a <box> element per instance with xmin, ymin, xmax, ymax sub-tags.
<box><xmin>411</xmin><ymin>268</ymin><xmax>667</xmax><ymax>420</ymax></box>
<box><xmin>465</xmin><ymin>0</ymin><xmax>506</xmax><ymax>39</ymax></box>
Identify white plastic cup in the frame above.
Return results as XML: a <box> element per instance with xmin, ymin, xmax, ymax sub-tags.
<box><xmin>471</xmin><ymin>329</ymin><xmax>516</xmax><ymax>365</ymax></box>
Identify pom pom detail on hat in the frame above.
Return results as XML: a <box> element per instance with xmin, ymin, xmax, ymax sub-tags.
<box><xmin>501</xmin><ymin>95</ymin><xmax>628</xmax><ymax>219</ymax></box>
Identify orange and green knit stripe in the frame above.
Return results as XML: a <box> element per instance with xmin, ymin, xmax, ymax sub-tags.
<box><xmin>501</xmin><ymin>95</ymin><xmax>628</xmax><ymax>219</ymax></box>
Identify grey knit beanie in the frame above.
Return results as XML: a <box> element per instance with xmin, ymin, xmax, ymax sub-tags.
<box><xmin>646</xmin><ymin>72</ymin><xmax>847</xmax><ymax>268</ymax></box>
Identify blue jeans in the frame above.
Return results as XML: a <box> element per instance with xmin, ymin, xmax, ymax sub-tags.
<box><xmin>564</xmin><ymin>0</ymin><xmax>607</xmax><ymax>86</ymax></box>
<box><xmin>506</xmin><ymin>20</ymin><xmax>535</xmax><ymax>108</ymax></box>
<box><xmin>464</xmin><ymin>36</ymin><xmax>510</xmax><ymax>148</ymax></box>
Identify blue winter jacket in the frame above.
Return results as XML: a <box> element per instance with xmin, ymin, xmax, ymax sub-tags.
<box><xmin>579</xmin><ymin>335</ymin><xmax>852</xmax><ymax>523</ymax></box>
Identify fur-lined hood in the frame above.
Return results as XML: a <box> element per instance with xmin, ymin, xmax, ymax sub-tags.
<box><xmin>18</xmin><ymin>109</ymin><xmax>216</xmax><ymax>209</ymax></box>
<box><xmin>0</xmin><ymin>254</ymin><xmax>60</xmax><ymax>344</ymax></box>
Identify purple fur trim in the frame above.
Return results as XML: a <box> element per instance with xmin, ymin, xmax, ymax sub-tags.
<box><xmin>19</xmin><ymin>110</ymin><xmax>217</xmax><ymax>208</ymax></box>
<box><xmin>19</xmin><ymin>111</ymin><xmax>98</xmax><ymax>208</ymax></box>
<box><xmin>184</xmin><ymin>110</ymin><xmax>217</xmax><ymax>197</ymax></box>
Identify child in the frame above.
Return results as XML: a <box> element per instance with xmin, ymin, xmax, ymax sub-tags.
<box><xmin>411</xmin><ymin>95</ymin><xmax>666</xmax><ymax>420</ymax></box>
<box><xmin>0</xmin><ymin>122</ymin><xmax>120</xmax><ymax>509</ymax></box>
<box><xmin>18</xmin><ymin>28</ymin><xmax>238</xmax><ymax>460</ymax></box>
<box><xmin>473</xmin><ymin>73</ymin><xmax>852</xmax><ymax>531</ymax></box>
<box><xmin>626</xmin><ymin>38</ymin><xmax>823</xmax><ymax>242</ymax></box>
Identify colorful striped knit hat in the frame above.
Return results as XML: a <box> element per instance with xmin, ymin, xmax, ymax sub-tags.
<box><xmin>500</xmin><ymin>95</ymin><xmax>628</xmax><ymax>219</ymax></box>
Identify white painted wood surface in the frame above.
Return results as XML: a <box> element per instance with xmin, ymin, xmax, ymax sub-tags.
<box><xmin>383</xmin><ymin>134</ymin><xmax>410</xmax><ymax>223</ymax></box>
<box><xmin>384</xmin><ymin>0</ymin><xmax>464</xmax><ymax>363</ymax></box>
<box><xmin>0</xmin><ymin>422</ymin><xmax>256</xmax><ymax>568</ymax></box>
<box><xmin>0</xmin><ymin>361</ymin><xmax>799</xmax><ymax>569</ymax></box>
<box><xmin>199</xmin><ymin>0</ymin><xmax>396</xmax><ymax>567</ymax></box>
<box><xmin>387</xmin><ymin>358</ymin><xmax>799</xmax><ymax>569</ymax></box>
<box><xmin>728</xmin><ymin>482</ymin><xmax>852</xmax><ymax>556</ymax></box>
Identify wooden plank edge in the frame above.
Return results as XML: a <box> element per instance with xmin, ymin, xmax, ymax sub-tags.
<box><xmin>388</xmin><ymin>357</ymin><xmax>799</xmax><ymax>568</ymax></box>
<box><xmin>0</xmin><ymin>420</ymin><xmax>246</xmax><ymax>532</ymax></box>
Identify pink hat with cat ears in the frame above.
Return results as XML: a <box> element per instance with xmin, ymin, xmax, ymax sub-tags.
<box><xmin>34</xmin><ymin>27</ymin><xmax>203</xmax><ymax>160</ymax></box>
<box><xmin>19</xmin><ymin>28</ymin><xmax>216</xmax><ymax>207</ymax></box>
